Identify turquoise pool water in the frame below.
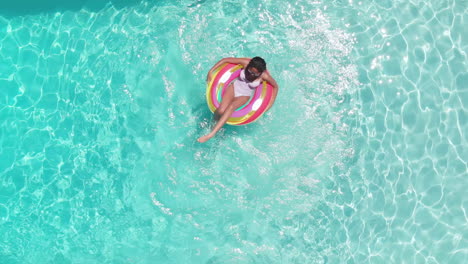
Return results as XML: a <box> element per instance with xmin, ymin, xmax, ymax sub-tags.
<box><xmin>1</xmin><ymin>0</ymin><xmax>467</xmax><ymax>263</ymax></box>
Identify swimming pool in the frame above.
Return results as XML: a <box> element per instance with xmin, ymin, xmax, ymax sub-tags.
<box><xmin>0</xmin><ymin>0</ymin><xmax>467</xmax><ymax>263</ymax></box>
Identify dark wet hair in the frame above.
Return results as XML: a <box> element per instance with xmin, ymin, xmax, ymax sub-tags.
<box><xmin>247</xmin><ymin>56</ymin><xmax>266</xmax><ymax>72</ymax></box>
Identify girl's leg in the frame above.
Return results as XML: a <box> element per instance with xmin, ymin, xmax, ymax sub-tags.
<box><xmin>214</xmin><ymin>83</ymin><xmax>234</xmax><ymax>120</ymax></box>
<box><xmin>198</xmin><ymin>96</ymin><xmax>250</xmax><ymax>143</ymax></box>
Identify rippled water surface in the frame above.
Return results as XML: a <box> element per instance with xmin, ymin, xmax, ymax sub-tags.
<box><xmin>0</xmin><ymin>0</ymin><xmax>467</xmax><ymax>263</ymax></box>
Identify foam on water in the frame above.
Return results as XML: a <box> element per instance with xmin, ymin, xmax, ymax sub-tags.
<box><xmin>0</xmin><ymin>0</ymin><xmax>467</xmax><ymax>263</ymax></box>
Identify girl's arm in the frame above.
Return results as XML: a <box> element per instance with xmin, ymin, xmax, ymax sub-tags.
<box><xmin>261</xmin><ymin>71</ymin><xmax>279</xmax><ymax>111</ymax></box>
<box><xmin>207</xmin><ymin>57</ymin><xmax>251</xmax><ymax>81</ymax></box>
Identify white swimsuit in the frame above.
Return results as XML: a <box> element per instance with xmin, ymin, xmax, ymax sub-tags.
<box><xmin>233</xmin><ymin>69</ymin><xmax>261</xmax><ymax>97</ymax></box>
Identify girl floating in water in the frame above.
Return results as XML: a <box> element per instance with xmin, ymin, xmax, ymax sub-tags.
<box><xmin>197</xmin><ymin>57</ymin><xmax>279</xmax><ymax>143</ymax></box>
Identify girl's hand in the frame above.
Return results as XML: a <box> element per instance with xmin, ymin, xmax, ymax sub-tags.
<box><xmin>206</xmin><ymin>71</ymin><xmax>213</xmax><ymax>83</ymax></box>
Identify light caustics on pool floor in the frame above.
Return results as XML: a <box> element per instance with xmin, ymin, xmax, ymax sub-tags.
<box><xmin>0</xmin><ymin>0</ymin><xmax>467</xmax><ymax>263</ymax></box>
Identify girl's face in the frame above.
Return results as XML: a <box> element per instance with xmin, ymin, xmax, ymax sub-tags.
<box><xmin>245</xmin><ymin>67</ymin><xmax>262</xmax><ymax>81</ymax></box>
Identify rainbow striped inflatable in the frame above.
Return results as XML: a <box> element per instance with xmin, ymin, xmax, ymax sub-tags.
<box><xmin>206</xmin><ymin>63</ymin><xmax>273</xmax><ymax>125</ymax></box>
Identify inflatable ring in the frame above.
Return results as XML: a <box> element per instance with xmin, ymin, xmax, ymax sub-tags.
<box><xmin>206</xmin><ymin>63</ymin><xmax>274</xmax><ymax>125</ymax></box>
